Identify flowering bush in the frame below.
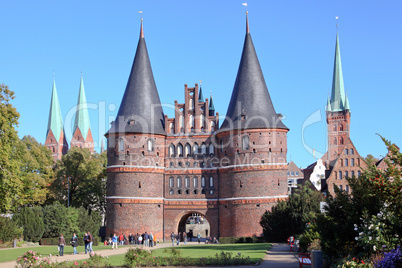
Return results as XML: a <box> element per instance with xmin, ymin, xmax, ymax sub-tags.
<box><xmin>124</xmin><ymin>247</ymin><xmax>153</xmax><ymax>267</ymax></box>
<box><xmin>16</xmin><ymin>250</ymin><xmax>42</xmax><ymax>268</ymax></box>
<box><xmin>81</xmin><ymin>253</ymin><xmax>110</xmax><ymax>267</ymax></box>
<box><xmin>374</xmin><ymin>246</ymin><xmax>402</xmax><ymax>268</ymax></box>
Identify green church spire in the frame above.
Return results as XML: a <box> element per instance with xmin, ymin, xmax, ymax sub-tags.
<box><xmin>326</xmin><ymin>96</ymin><xmax>332</xmax><ymax>112</ymax></box>
<box><xmin>47</xmin><ymin>80</ymin><xmax>64</xmax><ymax>142</ymax></box>
<box><xmin>198</xmin><ymin>86</ymin><xmax>204</xmax><ymax>102</ymax></box>
<box><xmin>330</xmin><ymin>32</ymin><xmax>347</xmax><ymax>112</ymax></box>
<box><xmin>73</xmin><ymin>76</ymin><xmax>91</xmax><ymax>140</ymax></box>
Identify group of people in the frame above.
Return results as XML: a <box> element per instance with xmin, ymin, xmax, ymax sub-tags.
<box><xmin>170</xmin><ymin>231</ymin><xmax>202</xmax><ymax>246</ymax></box>
<box><xmin>107</xmin><ymin>232</ymin><xmax>157</xmax><ymax>249</ymax></box>
<box><xmin>57</xmin><ymin>232</ymin><xmax>94</xmax><ymax>256</ymax></box>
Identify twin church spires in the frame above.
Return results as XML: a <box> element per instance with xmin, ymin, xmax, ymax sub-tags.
<box><xmin>45</xmin><ymin>76</ymin><xmax>94</xmax><ymax>162</ymax></box>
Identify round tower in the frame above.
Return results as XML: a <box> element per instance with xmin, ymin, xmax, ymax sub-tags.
<box><xmin>105</xmin><ymin>19</ymin><xmax>166</xmax><ymax>239</ymax></box>
<box><xmin>216</xmin><ymin>13</ymin><xmax>289</xmax><ymax>237</ymax></box>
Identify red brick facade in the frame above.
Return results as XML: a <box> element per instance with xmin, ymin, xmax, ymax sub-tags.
<box><xmin>45</xmin><ymin>129</ymin><xmax>68</xmax><ymax>162</ymax></box>
<box><xmin>105</xmin><ymin>83</ymin><xmax>288</xmax><ymax>241</ymax></box>
<box><xmin>70</xmin><ymin>127</ymin><xmax>94</xmax><ymax>152</ymax></box>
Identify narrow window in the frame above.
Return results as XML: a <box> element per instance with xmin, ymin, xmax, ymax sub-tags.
<box><xmin>169</xmin><ymin>177</ymin><xmax>174</xmax><ymax>187</ymax></box>
<box><xmin>201</xmin><ymin>176</ymin><xmax>205</xmax><ymax>187</ymax></box>
<box><xmin>358</xmin><ymin>170</ymin><xmax>361</xmax><ymax>177</ymax></box>
<box><xmin>170</xmin><ymin>122</ymin><xmax>174</xmax><ymax>134</ymax></box>
<box><xmin>169</xmin><ymin>144</ymin><xmax>175</xmax><ymax>157</ymax></box>
<box><xmin>351</xmin><ymin>171</ymin><xmax>355</xmax><ymax>177</ymax></box>
<box><xmin>179</xmin><ymin>114</ymin><xmax>184</xmax><ymax>129</ymax></box>
<box><xmin>190</xmin><ymin>115</ymin><xmax>194</xmax><ymax>128</ymax></box>
<box><xmin>209</xmin><ymin>143</ymin><xmax>215</xmax><ymax>156</ymax></box>
<box><xmin>210</xmin><ymin>121</ymin><xmax>215</xmax><ymax>132</ymax></box>
<box><xmin>339</xmin><ymin>171</ymin><xmax>342</xmax><ymax>179</ymax></box>
<box><xmin>119</xmin><ymin>138</ymin><xmax>124</xmax><ymax>151</ymax></box>
<box><xmin>189</xmin><ymin>98</ymin><xmax>194</xmax><ymax>110</ymax></box>
<box><xmin>185</xmin><ymin>143</ymin><xmax>191</xmax><ymax>157</ymax></box>
<box><xmin>200</xmin><ymin>114</ymin><xmax>205</xmax><ymax>128</ymax></box>
<box><xmin>351</xmin><ymin>158</ymin><xmax>355</xmax><ymax>166</ymax></box>
<box><xmin>345</xmin><ymin>159</ymin><xmax>348</xmax><ymax>167</ymax></box>
<box><xmin>345</xmin><ymin>171</ymin><xmax>349</xmax><ymax>178</ymax></box>
<box><xmin>185</xmin><ymin>177</ymin><xmax>190</xmax><ymax>188</ymax></box>
<box><xmin>220</xmin><ymin>139</ymin><xmax>224</xmax><ymax>153</ymax></box>
<box><xmin>193</xmin><ymin>143</ymin><xmax>199</xmax><ymax>155</ymax></box>
<box><xmin>346</xmin><ymin>185</ymin><xmax>349</xmax><ymax>193</ymax></box>
<box><xmin>201</xmin><ymin>143</ymin><xmax>206</xmax><ymax>155</ymax></box>
<box><xmin>193</xmin><ymin>177</ymin><xmax>198</xmax><ymax>188</ymax></box>
<box><xmin>334</xmin><ymin>137</ymin><xmax>337</xmax><ymax>145</ymax></box>
<box><xmin>340</xmin><ymin>124</ymin><xmax>344</xmax><ymax>131</ymax></box>
<box><xmin>340</xmin><ymin>137</ymin><xmax>344</xmax><ymax>145</ymax></box>
<box><xmin>209</xmin><ymin>176</ymin><xmax>214</xmax><ymax>187</ymax></box>
<box><xmin>177</xmin><ymin>143</ymin><xmax>183</xmax><ymax>157</ymax></box>
<box><xmin>177</xmin><ymin>177</ymin><xmax>182</xmax><ymax>188</ymax></box>
<box><xmin>339</xmin><ymin>185</ymin><xmax>343</xmax><ymax>191</ymax></box>
<box><xmin>350</xmin><ymin>148</ymin><xmax>354</xmax><ymax>154</ymax></box>
<box><xmin>242</xmin><ymin>135</ymin><xmax>249</xmax><ymax>151</ymax></box>
<box><xmin>147</xmin><ymin>139</ymin><xmax>153</xmax><ymax>152</ymax></box>
<box><xmin>345</xmin><ymin>149</ymin><xmax>348</xmax><ymax>155</ymax></box>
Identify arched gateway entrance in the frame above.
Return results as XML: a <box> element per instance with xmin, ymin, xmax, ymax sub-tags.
<box><xmin>178</xmin><ymin>212</ymin><xmax>211</xmax><ymax>242</ymax></box>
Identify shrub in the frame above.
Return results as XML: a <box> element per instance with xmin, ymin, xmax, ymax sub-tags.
<box><xmin>13</xmin><ymin>207</ymin><xmax>44</xmax><ymax>242</ymax></box>
<box><xmin>374</xmin><ymin>246</ymin><xmax>402</xmax><ymax>268</ymax></box>
<box><xmin>219</xmin><ymin>237</ymin><xmax>236</xmax><ymax>244</ymax></box>
<box><xmin>125</xmin><ymin>247</ymin><xmax>152</xmax><ymax>267</ymax></box>
<box><xmin>0</xmin><ymin>216</ymin><xmax>23</xmax><ymax>243</ymax></box>
<box><xmin>81</xmin><ymin>252</ymin><xmax>110</xmax><ymax>267</ymax></box>
<box><xmin>16</xmin><ymin>250</ymin><xmax>42</xmax><ymax>268</ymax></box>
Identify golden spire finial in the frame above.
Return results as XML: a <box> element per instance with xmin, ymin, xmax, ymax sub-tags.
<box><xmin>139</xmin><ymin>11</ymin><xmax>144</xmax><ymax>38</ymax></box>
<box><xmin>335</xmin><ymin>16</ymin><xmax>339</xmax><ymax>31</ymax></box>
<box><xmin>242</xmin><ymin>3</ymin><xmax>249</xmax><ymax>33</ymax></box>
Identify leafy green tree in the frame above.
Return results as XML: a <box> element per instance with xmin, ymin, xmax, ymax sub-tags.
<box><xmin>0</xmin><ymin>84</ymin><xmax>22</xmax><ymax>212</ymax></box>
<box><xmin>18</xmin><ymin>136</ymin><xmax>54</xmax><ymax>206</ymax></box>
<box><xmin>260</xmin><ymin>182</ymin><xmax>324</xmax><ymax>242</ymax></box>
<box><xmin>13</xmin><ymin>206</ymin><xmax>45</xmax><ymax>242</ymax></box>
<box><xmin>0</xmin><ymin>216</ymin><xmax>23</xmax><ymax>243</ymax></box>
<box><xmin>49</xmin><ymin>148</ymin><xmax>106</xmax><ymax>214</ymax></box>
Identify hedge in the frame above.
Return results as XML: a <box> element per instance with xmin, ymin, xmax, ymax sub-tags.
<box><xmin>219</xmin><ymin>236</ymin><xmax>264</xmax><ymax>244</ymax></box>
<box><xmin>40</xmin><ymin>236</ymin><xmax>100</xmax><ymax>246</ymax></box>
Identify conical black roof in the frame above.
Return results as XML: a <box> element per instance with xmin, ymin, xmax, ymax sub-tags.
<box><xmin>220</xmin><ymin>17</ymin><xmax>287</xmax><ymax>132</ymax></box>
<box><xmin>107</xmin><ymin>21</ymin><xmax>166</xmax><ymax>136</ymax></box>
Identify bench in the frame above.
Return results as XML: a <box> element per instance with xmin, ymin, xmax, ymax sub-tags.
<box><xmin>298</xmin><ymin>253</ymin><xmax>311</xmax><ymax>268</ymax></box>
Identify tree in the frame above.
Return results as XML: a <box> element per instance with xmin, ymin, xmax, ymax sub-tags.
<box><xmin>365</xmin><ymin>154</ymin><xmax>379</xmax><ymax>164</ymax></box>
<box><xmin>13</xmin><ymin>207</ymin><xmax>45</xmax><ymax>242</ymax></box>
<box><xmin>18</xmin><ymin>136</ymin><xmax>54</xmax><ymax>206</ymax></box>
<box><xmin>260</xmin><ymin>182</ymin><xmax>324</xmax><ymax>242</ymax></box>
<box><xmin>49</xmin><ymin>148</ymin><xmax>107</xmax><ymax>214</ymax></box>
<box><xmin>0</xmin><ymin>84</ymin><xmax>22</xmax><ymax>212</ymax></box>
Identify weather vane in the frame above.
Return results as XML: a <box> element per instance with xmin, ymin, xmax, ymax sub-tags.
<box><xmin>335</xmin><ymin>16</ymin><xmax>339</xmax><ymax>31</ymax></box>
<box><xmin>242</xmin><ymin>3</ymin><xmax>248</xmax><ymax>14</ymax></box>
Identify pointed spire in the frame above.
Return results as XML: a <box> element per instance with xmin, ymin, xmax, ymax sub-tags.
<box><xmin>246</xmin><ymin>12</ymin><xmax>250</xmax><ymax>33</ymax></box>
<box><xmin>326</xmin><ymin>96</ymin><xmax>332</xmax><ymax>112</ymax></box>
<box><xmin>198</xmin><ymin>86</ymin><xmax>204</xmax><ymax>102</ymax></box>
<box><xmin>220</xmin><ymin>13</ymin><xmax>287</xmax><ymax>131</ymax></box>
<box><xmin>107</xmin><ymin>19</ymin><xmax>165</xmax><ymax>135</ymax></box>
<box><xmin>140</xmin><ymin>18</ymin><xmax>144</xmax><ymax>38</ymax></box>
<box><xmin>209</xmin><ymin>94</ymin><xmax>215</xmax><ymax>116</ymax></box>
<box><xmin>344</xmin><ymin>94</ymin><xmax>350</xmax><ymax>110</ymax></box>
<box><xmin>329</xmin><ymin>32</ymin><xmax>347</xmax><ymax>112</ymax></box>
<box><xmin>73</xmin><ymin>76</ymin><xmax>91</xmax><ymax>140</ymax></box>
<box><xmin>47</xmin><ymin>80</ymin><xmax>64</xmax><ymax>142</ymax></box>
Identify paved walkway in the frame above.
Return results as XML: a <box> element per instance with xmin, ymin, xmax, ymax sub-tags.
<box><xmin>0</xmin><ymin>242</ymin><xmax>299</xmax><ymax>268</ymax></box>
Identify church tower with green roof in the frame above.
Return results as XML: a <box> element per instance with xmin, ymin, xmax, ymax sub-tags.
<box><xmin>45</xmin><ymin>80</ymin><xmax>68</xmax><ymax>161</ymax></box>
<box><xmin>326</xmin><ymin>31</ymin><xmax>351</xmax><ymax>162</ymax></box>
<box><xmin>70</xmin><ymin>76</ymin><xmax>94</xmax><ymax>152</ymax></box>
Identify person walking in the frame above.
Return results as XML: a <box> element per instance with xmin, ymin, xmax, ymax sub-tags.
<box><xmin>87</xmin><ymin>231</ymin><xmax>93</xmax><ymax>254</ymax></box>
<box><xmin>176</xmin><ymin>233</ymin><xmax>180</xmax><ymax>246</ymax></box>
<box><xmin>153</xmin><ymin>233</ymin><xmax>157</xmax><ymax>247</ymax></box>
<box><xmin>71</xmin><ymin>233</ymin><xmax>78</xmax><ymax>254</ymax></box>
<box><xmin>111</xmin><ymin>233</ymin><xmax>118</xmax><ymax>249</ymax></box>
<box><xmin>183</xmin><ymin>232</ymin><xmax>187</xmax><ymax>245</ymax></box>
<box><xmin>170</xmin><ymin>232</ymin><xmax>175</xmax><ymax>246</ymax></box>
<box><xmin>58</xmin><ymin>234</ymin><xmax>65</xmax><ymax>256</ymax></box>
<box><xmin>197</xmin><ymin>233</ymin><xmax>201</xmax><ymax>244</ymax></box>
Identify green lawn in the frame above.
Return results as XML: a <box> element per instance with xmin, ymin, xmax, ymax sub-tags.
<box><xmin>0</xmin><ymin>245</ymin><xmax>131</xmax><ymax>263</ymax></box>
<box><xmin>107</xmin><ymin>243</ymin><xmax>271</xmax><ymax>267</ymax></box>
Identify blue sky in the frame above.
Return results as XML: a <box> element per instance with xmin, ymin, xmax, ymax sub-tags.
<box><xmin>1</xmin><ymin>0</ymin><xmax>401</xmax><ymax>168</ymax></box>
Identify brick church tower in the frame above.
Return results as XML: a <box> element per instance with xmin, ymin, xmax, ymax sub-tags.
<box><xmin>216</xmin><ymin>13</ymin><xmax>289</xmax><ymax>237</ymax></box>
<box><xmin>45</xmin><ymin>80</ymin><xmax>68</xmax><ymax>161</ymax></box>
<box><xmin>325</xmin><ymin>32</ymin><xmax>351</xmax><ymax>163</ymax></box>
<box><xmin>70</xmin><ymin>76</ymin><xmax>94</xmax><ymax>152</ymax></box>
<box><xmin>105</xmin><ymin>14</ymin><xmax>288</xmax><ymax>240</ymax></box>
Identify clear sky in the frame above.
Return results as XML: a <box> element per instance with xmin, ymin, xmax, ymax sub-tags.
<box><xmin>1</xmin><ymin>0</ymin><xmax>401</xmax><ymax>168</ymax></box>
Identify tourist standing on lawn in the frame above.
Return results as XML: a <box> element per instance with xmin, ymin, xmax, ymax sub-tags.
<box><xmin>71</xmin><ymin>233</ymin><xmax>78</xmax><ymax>254</ymax></box>
<box><xmin>144</xmin><ymin>232</ymin><xmax>149</xmax><ymax>247</ymax></box>
<box><xmin>138</xmin><ymin>233</ymin><xmax>143</xmax><ymax>245</ymax></box>
<box><xmin>87</xmin><ymin>231</ymin><xmax>93</xmax><ymax>254</ymax></box>
<box><xmin>170</xmin><ymin>232</ymin><xmax>175</xmax><ymax>246</ymax></box>
<box><xmin>112</xmin><ymin>233</ymin><xmax>118</xmax><ymax>249</ymax></box>
<box><xmin>197</xmin><ymin>233</ymin><xmax>201</xmax><ymax>244</ymax></box>
<box><xmin>148</xmin><ymin>232</ymin><xmax>153</xmax><ymax>247</ymax></box>
<box><xmin>176</xmin><ymin>232</ymin><xmax>180</xmax><ymax>245</ymax></box>
<box><xmin>58</xmin><ymin>234</ymin><xmax>65</xmax><ymax>256</ymax></box>
<box><xmin>153</xmin><ymin>233</ymin><xmax>157</xmax><ymax>246</ymax></box>
<box><xmin>84</xmin><ymin>233</ymin><xmax>89</xmax><ymax>254</ymax></box>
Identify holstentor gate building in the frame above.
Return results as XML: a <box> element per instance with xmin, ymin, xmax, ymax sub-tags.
<box><xmin>105</xmin><ymin>14</ymin><xmax>289</xmax><ymax>241</ymax></box>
